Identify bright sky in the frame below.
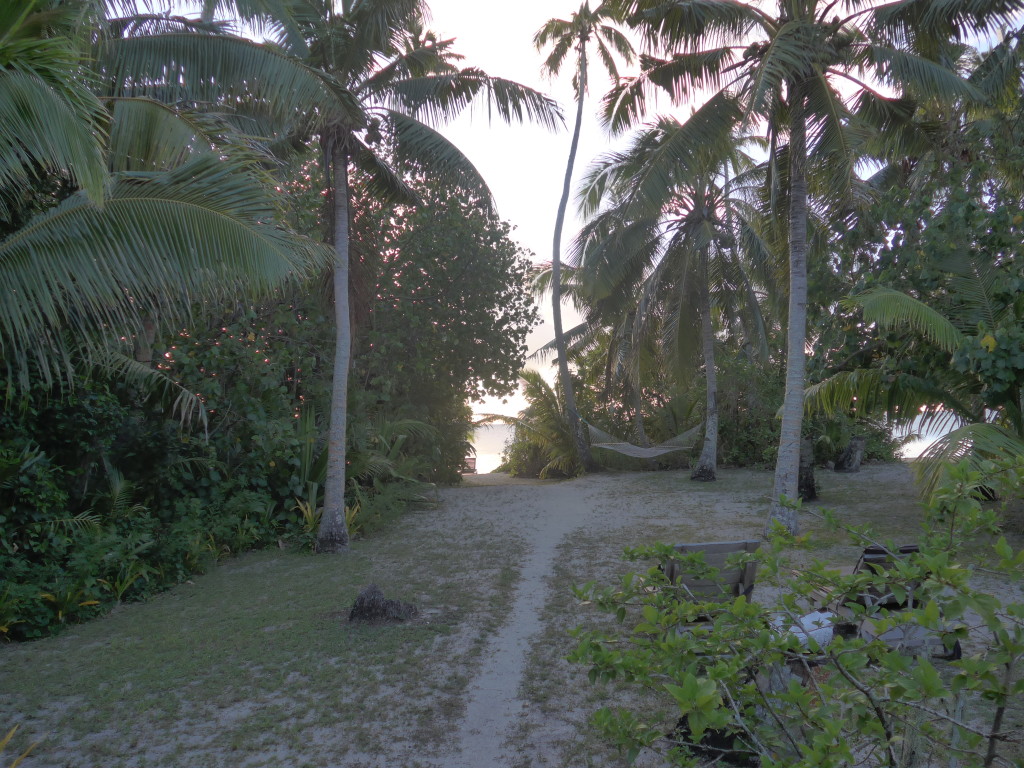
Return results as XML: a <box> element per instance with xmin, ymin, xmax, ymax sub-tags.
<box><xmin>425</xmin><ymin>0</ymin><xmax>630</xmax><ymax>417</ymax></box>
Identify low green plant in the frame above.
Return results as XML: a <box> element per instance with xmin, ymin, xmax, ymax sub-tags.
<box><xmin>0</xmin><ymin>585</ymin><xmax>20</xmax><ymax>639</ymax></box>
<box><xmin>571</xmin><ymin>457</ymin><xmax>1024</xmax><ymax>768</ymax></box>
<box><xmin>345</xmin><ymin>501</ymin><xmax>362</xmax><ymax>539</ymax></box>
<box><xmin>97</xmin><ymin>558</ymin><xmax>154</xmax><ymax>603</ymax></box>
<box><xmin>494</xmin><ymin>370</ymin><xmax>583</xmax><ymax>479</ymax></box>
<box><xmin>39</xmin><ymin>582</ymin><xmax>101</xmax><ymax>626</ymax></box>
<box><xmin>0</xmin><ymin>725</ymin><xmax>36</xmax><ymax>768</ymax></box>
<box><xmin>291</xmin><ymin>497</ymin><xmax>322</xmax><ymax>550</ymax></box>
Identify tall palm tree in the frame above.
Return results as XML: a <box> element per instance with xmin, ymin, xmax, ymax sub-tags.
<box><xmin>96</xmin><ymin>0</ymin><xmax>561</xmax><ymax>551</ymax></box>
<box><xmin>266</xmin><ymin>0</ymin><xmax>561</xmax><ymax>551</ymax></box>
<box><xmin>574</xmin><ymin>122</ymin><xmax>773</xmax><ymax>481</ymax></box>
<box><xmin>608</xmin><ymin>0</ymin><xmax>1020</xmax><ymax>532</ymax></box>
<box><xmin>534</xmin><ymin>1</ymin><xmax>633</xmax><ymax>472</ymax></box>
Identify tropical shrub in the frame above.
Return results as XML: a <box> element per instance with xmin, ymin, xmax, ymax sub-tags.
<box><xmin>571</xmin><ymin>457</ymin><xmax>1024</xmax><ymax>768</ymax></box>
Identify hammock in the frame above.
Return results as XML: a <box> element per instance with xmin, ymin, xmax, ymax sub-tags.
<box><xmin>586</xmin><ymin>422</ymin><xmax>701</xmax><ymax>459</ymax></box>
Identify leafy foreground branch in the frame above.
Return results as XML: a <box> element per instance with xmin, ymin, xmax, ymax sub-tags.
<box><xmin>571</xmin><ymin>459</ymin><xmax>1024</xmax><ymax>768</ymax></box>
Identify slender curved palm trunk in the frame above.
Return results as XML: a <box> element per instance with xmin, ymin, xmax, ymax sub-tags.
<box><xmin>767</xmin><ymin>88</ymin><xmax>808</xmax><ymax>535</ymax></box>
<box><xmin>552</xmin><ymin>39</ymin><xmax>593</xmax><ymax>472</ymax></box>
<box><xmin>691</xmin><ymin>254</ymin><xmax>718</xmax><ymax>481</ymax></box>
<box><xmin>631</xmin><ymin>382</ymin><xmax>650</xmax><ymax>447</ymax></box>
<box><xmin>319</xmin><ymin>134</ymin><xmax>352</xmax><ymax>553</ymax></box>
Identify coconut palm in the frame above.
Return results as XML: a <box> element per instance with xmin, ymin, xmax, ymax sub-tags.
<box><xmin>534</xmin><ymin>1</ymin><xmax>634</xmax><ymax>471</ymax></box>
<box><xmin>95</xmin><ymin>0</ymin><xmax>561</xmax><ymax>551</ymax></box>
<box><xmin>607</xmin><ymin>0</ymin><xmax>1021</xmax><ymax>532</ymax></box>
<box><xmin>179</xmin><ymin>0</ymin><xmax>560</xmax><ymax>552</ymax></box>
<box><xmin>1</xmin><ymin>0</ymin><xmax>327</xmax><ymax>395</ymax></box>
<box><xmin>573</xmin><ymin>121</ymin><xmax>773</xmax><ymax>481</ymax></box>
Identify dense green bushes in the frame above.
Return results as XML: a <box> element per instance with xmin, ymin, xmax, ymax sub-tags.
<box><xmin>0</xmin><ymin>301</ymin><xmax>432</xmax><ymax>640</ymax></box>
<box><xmin>0</xmin><ymin>169</ymin><xmax>538</xmax><ymax>640</ymax></box>
<box><xmin>500</xmin><ymin>348</ymin><xmax>900</xmax><ymax>478</ymax></box>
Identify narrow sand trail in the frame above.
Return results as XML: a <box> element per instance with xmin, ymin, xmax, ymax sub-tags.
<box><xmin>427</xmin><ymin>471</ymin><xmax>718</xmax><ymax>768</ymax></box>
<box><xmin>439</xmin><ymin>479</ymin><xmax>604</xmax><ymax>767</ymax></box>
<box><xmin>425</xmin><ymin>464</ymin><xmax>925</xmax><ymax>768</ymax></box>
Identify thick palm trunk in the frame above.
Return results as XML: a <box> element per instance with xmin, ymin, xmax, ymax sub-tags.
<box><xmin>691</xmin><ymin>260</ymin><xmax>718</xmax><ymax>482</ymax></box>
<box><xmin>767</xmin><ymin>88</ymin><xmax>808</xmax><ymax>535</ymax></box>
<box><xmin>318</xmin><ymin>134</ymin><xmax>351</xmax><ymax>553</ymax></box>
<box><xmin>551</xmin><ymin>40</ymin><xmax>592</xmax><ymax>472</ymax></box>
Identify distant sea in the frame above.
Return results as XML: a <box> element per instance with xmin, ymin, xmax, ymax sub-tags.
<box><xmin>470</xmin><ymin>423</ymin><xmax>514</xmax><ymax>473</ymax></box>
<box><xmin>468</xmin><ymin>415</ymin><xmax>947</xmax><ymax>473</ymax></box>
<box><xmin>894</xmin><ymin>413</ymin><xmax>957</xmax><ymax>458</ymax></box>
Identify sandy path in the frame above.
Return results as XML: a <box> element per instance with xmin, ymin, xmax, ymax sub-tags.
<box><xmin>426</xmin><ymin>464</ymin><xmax>927</xmax><ymax>768</ymax></box>
<box><xmin>2</xmin><ymin>463</ymin><xmax>941</xmax><ymax>768</ymax></box>
<box><xmin>440</xmin><ymin>480</ymin><xmax>604</xmax><ymax>767</ymax></box>
<box><xmin>427</xmin><ymin>471</ymin><xmax>739</xmax><ymax>768</ymax></box>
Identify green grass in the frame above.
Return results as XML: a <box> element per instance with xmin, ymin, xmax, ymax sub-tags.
<box><xmin>1</xmin><ymin>511</ymin><xmax>526</xmax><ymax>768</ymax></box>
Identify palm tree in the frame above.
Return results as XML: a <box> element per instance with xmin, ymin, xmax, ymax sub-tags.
<box><xmin>534</xmin><ymin>1</ymin><xmax>633</xmax><ymax>472</ymax></box>
<box><xmin>94</xmin><ymin>0</ymin><xmax>561</xmax><ymax>551</ymax></box>
<box><xmin>574</xmin><ymin>122</ymin><xmax>772</xmax><ymax>481</ymax></box>
<box><xmin>263</xmin><ymin>0</ymin><xmax>561</xmax><ymax>552</ymax></box>
<box><xmin>608</xmin><ymin>0</ymin><xmax>1019</xmax><ymax>532</ymax></box>
<box><xmin>1</xmin><ymin>1</ymin><xmax>326</xmax><ymax>394</ymax></box>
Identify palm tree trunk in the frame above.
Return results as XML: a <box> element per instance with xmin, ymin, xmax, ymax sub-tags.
<box><xmin>691</xmin><ymin>255</ymin><xmax>718</xmax><ymax>482</ymax></box>
<box><xmin>319</xmin><ymin>132</ymin><xmax>352</xmax><ymax>553</ymax></box>
<box><xmin>767</xmin><ymin>85</ymin><xmax>808</xmax><ymax>535</ymax></box>
<box><xmin>551</xmin><ymin>38</ymin><xmax>593</xmax><ymax>473</ymax></box>
<box><xmin>631</xmin><ymin>382</ymin><xmax>650</xmax><ymax>447</ymax></box>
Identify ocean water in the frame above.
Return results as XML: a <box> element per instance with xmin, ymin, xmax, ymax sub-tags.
<box><xmin>467</xmin><ymin>416</ymin><xmax>948</xmax><ymax>472</ymax></box>
<box><xmin>470</xmin><ymin>423</ymin><xmax>514</xmax><ymax>473</ymax></box>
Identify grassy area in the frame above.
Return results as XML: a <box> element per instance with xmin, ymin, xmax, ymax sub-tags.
<box><xmin>1</xmin><ymin>509</ymin><xmax>526</xmax><ymax>768</ymax></box>
<box><xmin>3</xmin><ymin>464</ymin><xmax>1020</xmax><ymax>767</ymax></box>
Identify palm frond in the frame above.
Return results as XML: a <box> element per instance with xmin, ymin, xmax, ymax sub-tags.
<box><xmin>745</xmin><ymin>20</ymin><xmax>817</xmax><ymax>117</ymax></box>
<box><xmin>803</xmin><ymin>367</ymin><xmax>962</xmax><ymax>423</ymax></box>
<box><xmin>392</xmin><ymin>69</ymin><xmax>563</xmax><ymax>131</ymax></box>
<box><xmin>350</xmin><ymin>140</ymin><xmax>419</xmax><ymax>207</ymax></box>
<box><xmin>345</xmin><ymin>0</ymin><xmax>426</xmax><ymax>58</ymax></box>
<box><xmin>0</xmin><ymin>69</ymin><xmax>106</xmax><ymax>211</ymax></box>
<box><xmin>862</xmin><ymin>43</ymin><xmax>981</xmax><ymax>103</ymax></box>
<box><xmin>601</xmin><ymin>74</ymin><xmax>652</xmax><ymax>134</ymax></box>
<box><xmin>99</xmin><ymin>32</ymin><xmax>356</xmax><ymax>131</ymax></box>
<box><xmin>382</xmin><ymin>109</ymin><xmax>490</xmax><ymax>201</ymax></box>
<box><xmin>850</xmin><ymin>286</ymin><xmax>965</xmax><ymax>353</ymax></box>
<box><xmin>803</xmin><ymin>73</ymin><xmax>863</xmax><ymax>201</ymax></box>
<box><xmin>914</xmin><ymin>421</ymin><xmax>1024</xmax><ymax>498</ymax></box>
<box><xmin>626</xmin><ymin>0</ymin><xmax>765</xmax><ymax>54</ymax></box>
<box><xmin>642</xmin><ymin>49</ymin><xmax>735</xmax><ymax>102</ymax></box>
<box><xmin>534</xmin><ymin>18</ymin><xmax>575</xmax><ymax>76</ymax></box>
<box><xmin>595</xmin><ymin>25</ymin><xmax>636</xmax><ymax>75</ymax></box>
<box><xmin>0</xmin><ymin>153</ymin><xmax>330</xmax><ymax>389</ymax></box>
<box><xmin>606</xmin><ymin>94</ymin><xmax>742</xmax><ymax>212</ymax></box>
<box><xmin>869</xmin><ymin>0</ymin><xmax>1024</xmax><ymax>57</ymax></box>
<box><xmin>528</xmin><ymin>322</ymin><xmax>593</xmax><ymax>362</ymax></box>
<box><xmin>95</xmin><ymin>348</ymin><xmax>208</xmax><ymax>429</ymax></box>
<box><xmin>106</xmin><ymin>97</ymin><xmax>267</xmax><ymax>173</ymax></box>
<box><xmin>199</xmin><ymin>0</ymin><xmax>317</xmax><ymax>53</ymax></box>
<box><xmin>967</xmin><ymin>28</ymin><xmax>1024</xmax><ymax>105</ymax></box>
